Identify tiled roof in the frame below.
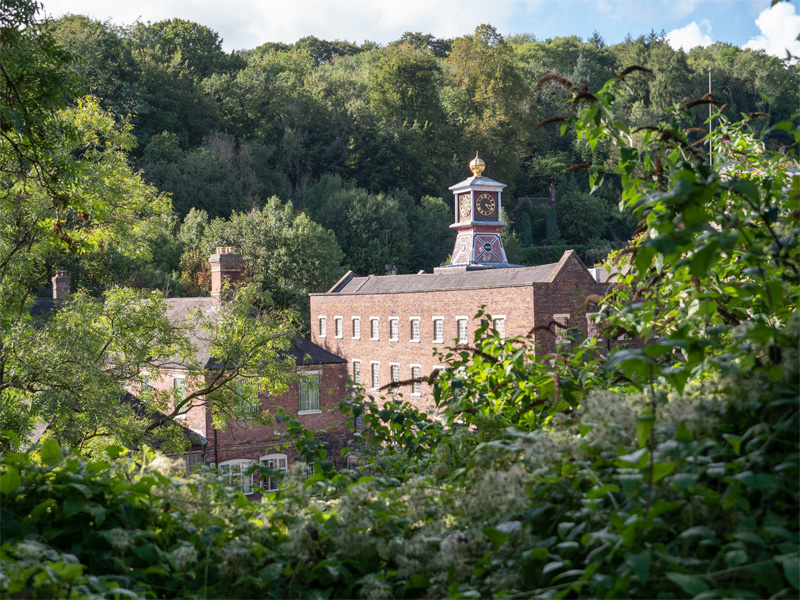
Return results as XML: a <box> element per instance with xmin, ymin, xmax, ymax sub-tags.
<box><xmin>162</xmin><ymin>297</ymin><xmax>344</xmax><ymax>369</ymax></box>
<box><xmin>330</xmin><ymin>263</ymin><xmax>558</xmax><ymax>295</ymax></box>
<box><xmin>449</xmin><ymin>174</ymin><xmax>507</xmax><ymax>190</ymax></box>
<box><xmin>290</xmin><ymin>337</ymin><xmax>347</xmax><ymax>365</ymax></box>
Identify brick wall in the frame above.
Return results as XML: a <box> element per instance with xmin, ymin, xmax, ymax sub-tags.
<box><xmin>207</xmin><ymin>362</ymin><xmax>350</xmax><ymax>465</ymax></box>
<box><xmin>532</xmin><ymin>252</ymin><xmax>608</xmax><ymax>355</ymax></box>
<box><xmin>310</xmin><ymin>285</ymin><xmax>535</xmax><ymax>413</ymax></box>
<box><xmin>130</xmin><ymin>362</ymin><xmax>351</xmax><ymax>466</ymax></box>
<box><xmin>310</xmin><ymin>252</ymin><xmax>610</xmax><ymax>412</ymax></box>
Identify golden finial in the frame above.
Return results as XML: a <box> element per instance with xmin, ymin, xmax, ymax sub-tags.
<box><xmin>469</xmin><ymin>152</ymin><xmax>485</xmax><ymax>177</ymax></box>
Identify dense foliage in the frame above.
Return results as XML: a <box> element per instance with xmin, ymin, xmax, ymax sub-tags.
<box><xmin>1</xmin><ymin>2</ymin><xmax>798</xmax><ymax>598</ymax></box>
<box><xmin>3</xmin><ymin>34</ymin><xmax>799</xmax><ymax>596</ymax></box>
<box><xmin>0</xmin><ymin>2</ymin><xmax>301</xmax><ymax>455</ymax></box>
<box><xmin>44</xmin><ymin>10</ymin><xmax>798</xmax><ymax>288</ymax></box>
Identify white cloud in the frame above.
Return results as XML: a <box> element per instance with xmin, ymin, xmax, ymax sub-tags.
<box><xmin>744</xmin><ymin>2</ymin><xmax>800</xmax><ymax>60</ymax></box>
<box><xmin>666</xmin><ymin>19</ymin><xmax>712</xmax><ymax>51</ymax></box>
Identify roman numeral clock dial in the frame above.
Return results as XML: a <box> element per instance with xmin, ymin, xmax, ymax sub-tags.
<box><xmin>476</xmin><ymin>193</ymin><xmax>496</xmax><ymax>217</ymax></box>
<box><xmin>459</xmin><ymin>194</ymin><xmax>471</xmax><ymax>218</ymax></box>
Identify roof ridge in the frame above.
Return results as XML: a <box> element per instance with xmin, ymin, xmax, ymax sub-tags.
<box><xmin>353</xmin><ymin>274</ymin><xmax>373</xmax><ymax>293</ymax></box>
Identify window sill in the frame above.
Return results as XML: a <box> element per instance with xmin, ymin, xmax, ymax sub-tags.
<box><xmin>432</xmin><ymin>339</ymin><xmax>443</xmax><ymax>344</ymax></box>
<box><xmin>370</xmin><ymin>338</ymin><xmax>379</xmax><ymax>341</ymax></box>
<box><xmin>334</xmin><ymin>335</ymin><xmax>342</xmax><ymax>339</ymax></box>
<box><xmin>389</xmin><ymin>338</ymin><xmax>398</xmax><ymax>343</ymax></box>
<box><xmin>351</xmin><ymin>337</ymin><xmax>360</xmax><ymax>340</ymax></box>
<box><xmin>176</xmin><ymin>414</ymin><xmax>188</xmax><ymax>420</ymax></box>
<box><xmin>411</xmin><ymin>392</ymin><xmax>421</xmax><ymax>397</ymax></box>
<box><xmin>410</xmin><ymin>339</ymin><xmax>420</xmax><ymax>343</ymax></box>
<box><xmin>297</xmin><ymin>409</ymin><xmax>322</xmax><ymax>416</ymax></box>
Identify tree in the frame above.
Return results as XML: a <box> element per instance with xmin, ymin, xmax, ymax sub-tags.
<box><xmin>369</xmin><ymin>42</ymin><xmax>443</xmax><ymax>125</ymax></box>
<box><xmin>139</xmin><ymin>132</ymin><xmax>291</xmax><ymax>218</ymax></box>
<box><xmin>125</xmin><ymin>18</ymin><xmax>231</xmax><ymax>80</ymax></box>
<box><xmin>443</xmin><ymin>25</ymin><xmax>530</xmax><ymax>184</ymax></box>
<box><xmin>409</xmin><ymin>195</ymin><xmax>455</xmax><ymax>271</ymax></box>
<box><xmin>309</xmin><ymin>176</ymin><xmax>414</xmax><ymax>275</ymax></box>
<box><xmin>49</xmin><ymin>15</ymin><xmax>141</xmax><ymax>116</ymax></box>
<box><xmin>0</xmin><ymin>3</ymin><xmax>299</xmax><ymax>453</ymax></box>
<box><xmin>199</xmin><ymin>198</ymin><xmax>344</xmax><ymax>313</ymax></box>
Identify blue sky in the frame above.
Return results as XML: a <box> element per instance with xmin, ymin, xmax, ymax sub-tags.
<box><xmin>41</xmin><ymin>0</ymin><xmax>800</xmax><ymax>57</ymax></box>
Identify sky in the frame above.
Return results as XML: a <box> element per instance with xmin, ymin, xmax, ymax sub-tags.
<box><xmin>40</xmin><ymin>0</ymin><xmax>800</xmax><ymax>58</ymax></box>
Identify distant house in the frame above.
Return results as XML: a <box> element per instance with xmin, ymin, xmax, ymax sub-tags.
<box><xmin>42</xmin><ymin>250</ymin><xmax>351</xmax><ymax>497</ymax></box>
<box><xmin>136</xmin><ymin>247</ymin><xmax>351</xmax><ymax>495</ymax></box>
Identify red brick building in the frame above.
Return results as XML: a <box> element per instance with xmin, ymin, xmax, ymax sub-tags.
<box><xmin>309</xmin><ymin>156</ymin><xmax>612</xmax><ymax>413</ymax></box>
<box><xmin>135</xmin><ymin>248</ymin><xmax>350</xmax><ymax>495</ymax></box>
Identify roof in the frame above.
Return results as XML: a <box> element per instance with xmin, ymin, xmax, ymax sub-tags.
<box><xmin>121</xmin><ymin>391</ymin><xmax>206</xmax><ymax>451</ymax></box>
<box><xmin>290</xmin><ymin>337</ymin><xmax>347</xmax><ymax>365</ymax></box>
<box><xmin>320</xmin><ymin>251</ymin><xmax>605</xmax><ymax>296</ymax></box>
<box><xmin>30</xmin><ymin>298</ymin><xmax>57</xmax><ymax>317</ymax></box>
<box><xmin>327</xmin><ymin>262</ymin><xmax>558</xmax><ymax>295</ymax></box>
<box><xmin>449</xmin><ymin>174</ymin><xmax>507</xmax><ymax>190</ymax></box>
<box><xmin>163</xmin><ymin>297</ymin><xmax>344</xmax><ymax>369</ymax></box>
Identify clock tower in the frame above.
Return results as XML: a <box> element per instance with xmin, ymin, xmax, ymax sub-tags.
<box><xmin>436</xmin><ymin>153</ymin><xmax>520</xmax><ymax>273</ymax></box>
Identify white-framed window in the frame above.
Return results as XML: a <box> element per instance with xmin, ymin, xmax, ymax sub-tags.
<box><xmin>410</xmin><ymin>365</ymin><xmax>421</xmax><ymax>396</ymax></box>
<box><xmin>352</xmin><ymin>317</ymin><xmax>361</xmax><ymax>339</ymax></box>
<box><xmin>586</xmin><ymin>313</ymin><xmax>600</xmax><ymax>338</ymax></box>
<box><xmin>355</xmin><ymin>410</ymin><xmax>364</xmax><ymax>435</ymax></box>
<box><xmin>219</xmin><ymin>459</ymin><xmax>256</xmax><ymax>495</ymax></box>
<box><xmin>389</xmin><ymin>317</ymin><xmax>399</xmax><ymax>341</ymax></box>
<box><xmin>173</xmin><ymin>375</ymin><xmax>188</xmax><ymax>418</ymax></box>
<box><xmin>554</xmin><ymin>314</ymin><xmax>570</xmax><ymax>345</ymax></box>
<box><xmin>334</xmin><ymin>316</ymin><xmax>343</xmax><ymax>338</ymax></box>
<box><xmin>492</xmin><ymin>316</ymin><xmax>506</xmax><ymax>338</ymax></box>
<box><xmin>390</xmin><ymin>363</ymin><xmax>400</xmax><ymax>392</ymax></box>
<box><xmin>457</xmin><ymin>317</ymin><xmax>468</xmax><ymax>345</ymax></box>
<box><xmin>410</xmin><ymin>317</ymin><xmax>421</xmax><ymax>342</ymax></box>
<box><xmin>352</xmin><ymin>359</ymin><xmax>361</xmax><ymax>385</ymax></box>
<box><xmin>371</xmin><ymin>361</ymin><xmax>380</xmax><ymax>391</ymax></box>
<box><xmin>370</xmin><ymin>317</ymin><xmax>380</xmax><ymax>340</ymax></box>
<box><xmin>260</xmin><ymin>453</ymin><xmax>288</xmax><ymax>492</ymax></box>
<box><xmin>235</xmin><ymin>378</ymin><xmax>259</xmax><ymax>417</ymax></box>
<box><xmin>432</xmin><ymin>317</ymin><xmax>444</xmax><ymax>343</ymax></box>
<box><xmin>299</xmin><ymin>371</ymin><xmax>321</xmax><ymax>413</ymax></box>
<box><xmin>318</xmin><ymin>316</ymin><xmax>327</xmax><ymax>338</ymax></box>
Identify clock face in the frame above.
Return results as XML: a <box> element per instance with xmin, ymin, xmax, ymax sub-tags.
<box><xmin>459</xmin><ymin>194</ymin><xmax>471</xmax><ymax>218</ymax></box>
<box><xmin>476</xmin><ymin>193</ymin><xmax>496</xmax><ymax>217</ymax></box>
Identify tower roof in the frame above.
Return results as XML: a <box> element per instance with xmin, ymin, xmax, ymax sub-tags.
<box><xmin>448</xmin><ymin>174</ymin><xmax>507</xmax><ymax>191</ymax></box>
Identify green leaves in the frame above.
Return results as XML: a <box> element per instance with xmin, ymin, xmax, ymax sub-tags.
<box><xmin>0</xmin><ymin>467</ymin><xmax>21</xmax><ymax>495</ymax></box>
<box><xmin>39</xmin><ymin>440</ymin><xmax>63</xmax><ymax>466</ymax></box>
<box><xmin>666</xmin><ymin>572</ymin><xmax>709</xmax><ymax>596</ymax></box>
<box><xmin>635</xmin><ymin>413</ymin><xmax>655</xmax><ymax>447</ymax></box>
<box><xmin>625</xmin><ymin>551</ymin><xmax>651</xmax><ymax>583</ymax></box>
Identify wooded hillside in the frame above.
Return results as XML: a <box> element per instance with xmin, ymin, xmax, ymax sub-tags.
<box><xmin>48</xmin><ymin>16</ymin><xmax>799</xmax><ymax>296</ymax></box>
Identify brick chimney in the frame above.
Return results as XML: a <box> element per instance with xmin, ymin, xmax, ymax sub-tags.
<box><xmin>210</xmin><ymin>247</ymin><xmax>244</xmax><ymax>306</ymax></box>
<box><xmin>52</xmin><ymin>271</ymin><xmax>70</xmax><ymax>300</ymax></box>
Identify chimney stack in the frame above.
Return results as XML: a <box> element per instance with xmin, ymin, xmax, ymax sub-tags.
<box><xmin>210</xmin><ymin>247</ymin><xmax>244</xmax><ymax>306</ymax></box>
<box><xmin>52</xmin><ymin>271</ymin><xmax>70</xmax><ymax>300</ymax></box>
